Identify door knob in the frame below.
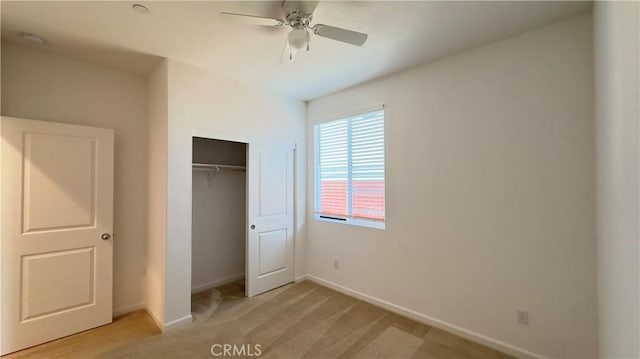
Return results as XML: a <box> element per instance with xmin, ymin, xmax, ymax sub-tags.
<box><xmin>250</xmin><ymin>225</ymin><xmax>256</xmax><ymax>230</ymax></box>
<box><xmin>101</xmin><ymin>233</ymin><xmax>111</xmax><ymax>240</ymax></box>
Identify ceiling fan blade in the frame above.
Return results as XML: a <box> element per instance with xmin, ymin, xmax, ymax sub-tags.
<box><xmin>312</xmin><ymin>24</ymin><xmax>368</xmax><ymax>46</ymax></box>
<box><xmin>298</xmin><ymin>1</ymin><xmax>319</xmax><ymax>15</ymax></box>
<box><xmin>220</xmin><ymin>11</ymin><xmax>285</xmax><ymax>27</ymax></box>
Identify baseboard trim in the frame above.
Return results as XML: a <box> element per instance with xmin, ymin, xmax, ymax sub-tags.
<box><xmin>294</xmin><ymin>274</ymin><xmax>308</xmax><ymax>283</ymax></box>
<box><xmin>191</xmin><ymin>274</ymin><xmax>245</xmax><ymax>294</ymax></box>
<box><xmin>305</xmin><ymin>275</ymin><xmax>543</xmax><ymax>359</ymax></box>
<box><xmin>113</xmin><ymin>303</ymin><xmax>146</xmax><ymax>318</ymax></box>
<box><xmin>143</xmin><ymin>307</ymin><xmax>193</xmax><ymax>332</ymax></box>
<box><xmin>144</xmin><ymin>306</ymin><xmax>164</xmax><ymax>330</ymax></box>
<box><xmin>162</xmin><ymin>314</ymin><xmax>193</xmax><ymax>331</ymax></box>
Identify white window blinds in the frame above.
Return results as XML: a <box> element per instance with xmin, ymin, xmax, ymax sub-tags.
<box><xmin>314</xmin><ymin>108</ymin><xmax>385</xmax><ymax>223</ymax></box>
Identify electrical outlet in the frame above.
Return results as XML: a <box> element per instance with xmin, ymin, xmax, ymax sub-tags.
<box><xmin>333</xmin><ymin>260</ymin><xmax>340</xmax><ymax>270</ymax></box>
<box><xmin>517</xmin><ymin>310</ymin><xmax>529</xmax><ymax>325</ymax></box>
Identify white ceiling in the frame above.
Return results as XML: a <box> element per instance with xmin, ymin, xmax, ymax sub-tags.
<box><xmin>1</xmin><ymin>1</ymin><xmax>591</xmax><ymax>101</ymax></box>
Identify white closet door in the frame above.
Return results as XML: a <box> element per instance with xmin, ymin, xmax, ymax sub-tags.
<box><xmin>246</xmin><ymin>144</ymin><xmax>294</xmax><ymax>297</ymax></box>
<box><xmin>1</xmin><ymin>117</ymin><xmax>114</xmax><ymax>355</ymax></box>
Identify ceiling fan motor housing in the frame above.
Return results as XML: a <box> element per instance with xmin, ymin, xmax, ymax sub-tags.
<box><xmin>283</xmin><ymin>1</ymin><xmax>312</xmax><ymax>29</ymax></box>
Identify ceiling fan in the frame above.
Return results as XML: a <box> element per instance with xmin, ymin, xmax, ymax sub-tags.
<box><xmin>221</xmin><ymin>1</ymin><xmax>368</xmax><ymax>62</ymax></box>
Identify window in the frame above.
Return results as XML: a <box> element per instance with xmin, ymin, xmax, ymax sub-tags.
<box><xmin>314</xmin><ymin>108</ymin><xmax>385</xmax><ymax>229</ymax></box>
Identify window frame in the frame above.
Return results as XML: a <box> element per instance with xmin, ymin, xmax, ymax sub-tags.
<box><xmin>313</xmin><ymin>106</ymin><xmax>386</xmax><ymax>230</ymax></box>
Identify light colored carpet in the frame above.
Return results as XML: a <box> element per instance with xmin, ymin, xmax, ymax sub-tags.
<box><xmin>103</xmin><ymin>280</ymin><xmax>512</xmax><ymax>359</ymax></box>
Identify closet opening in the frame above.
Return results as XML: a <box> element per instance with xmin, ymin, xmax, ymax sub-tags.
<box><xmin>191</xmin><ymin>136</ymin><xmax>247</xmax><ymax>320</ymax></box>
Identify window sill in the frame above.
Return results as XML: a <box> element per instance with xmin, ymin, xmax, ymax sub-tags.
<box><xmin>313</xmin><ymin>213</ymin><xmax>386</xmax><ymax>230</ymax></box>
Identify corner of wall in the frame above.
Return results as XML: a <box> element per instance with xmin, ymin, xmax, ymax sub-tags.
<box><xmin>144</xmin><ymin>58</ymin><xmax>170</xmax><ymax>325</ymax></box>
<box><xmin>594</xmin><ymin>2</ymin><xmax>640</xmax><ymax>357</ymax></box>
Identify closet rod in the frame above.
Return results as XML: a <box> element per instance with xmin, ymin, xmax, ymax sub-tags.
<box><xmin>192</xmin><ymin>163</ymin><xmax>246</xmax><ymax>171</ymax></box>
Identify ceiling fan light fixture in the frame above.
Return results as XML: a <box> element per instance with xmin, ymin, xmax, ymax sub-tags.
<box><xmin>287</xmin><ymin>28</ymin><xmax>308</xmax><ymax>50</ymax></box>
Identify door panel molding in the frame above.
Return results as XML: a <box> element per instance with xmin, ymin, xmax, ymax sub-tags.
<box><xmin>21</xmin><ymin>247</ymin><xmax>96</xmax><ymax>321</ymax></box>
<box><xmin>22</xmin><ymin>132</ymin><xmax>97</xmax><ymax>233</ymax></box>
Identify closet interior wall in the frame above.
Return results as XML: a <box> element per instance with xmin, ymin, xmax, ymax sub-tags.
<box><xmin>191</xmin><ymin>137</ymin><xmax>247</xmax><ymax>293</ymax></box>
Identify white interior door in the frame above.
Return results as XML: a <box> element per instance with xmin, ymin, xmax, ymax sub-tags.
<box><xmin>246</xmin><ymin>144</ymin><xmax>294</xmax><ymax>297</ymax></box>
<box><xmin>0</xmin><ymin>117</ymin><xmax>114</xmax><ymax>355</ymax></box>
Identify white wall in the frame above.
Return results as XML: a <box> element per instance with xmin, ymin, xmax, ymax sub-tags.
<box><xmin>162</xmin><ymin>60</ymin><xmax>306</xmax><ymax>324</ymax></box>
<box><xmin>306</xmin><ymin>14</ymin><xmax>596</xmax><ymax>358</ymax></box>
<box><xmin>594</xmin><ymin>2</ymin><xmax>640</xmax><ymax>358</ymax></box>
<box><xmin>1</xmin><ymin>41</ymin><xmax>149</xmax><ymax>315</ymax></box>
<box><xmin>191</xmin><ymin>139</ymin><xmax>246</xmax><ymax>292</ymax></box>
<box><xmin>146</xmin><ymin>60</ymin><xmax>169</xmax><ymax>324</ymax></box>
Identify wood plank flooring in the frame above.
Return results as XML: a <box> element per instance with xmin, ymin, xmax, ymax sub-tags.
<box><xmin>2</xmin><ymin>310</ymin><xmax>160</xmax><ymax>359</ymax></box>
